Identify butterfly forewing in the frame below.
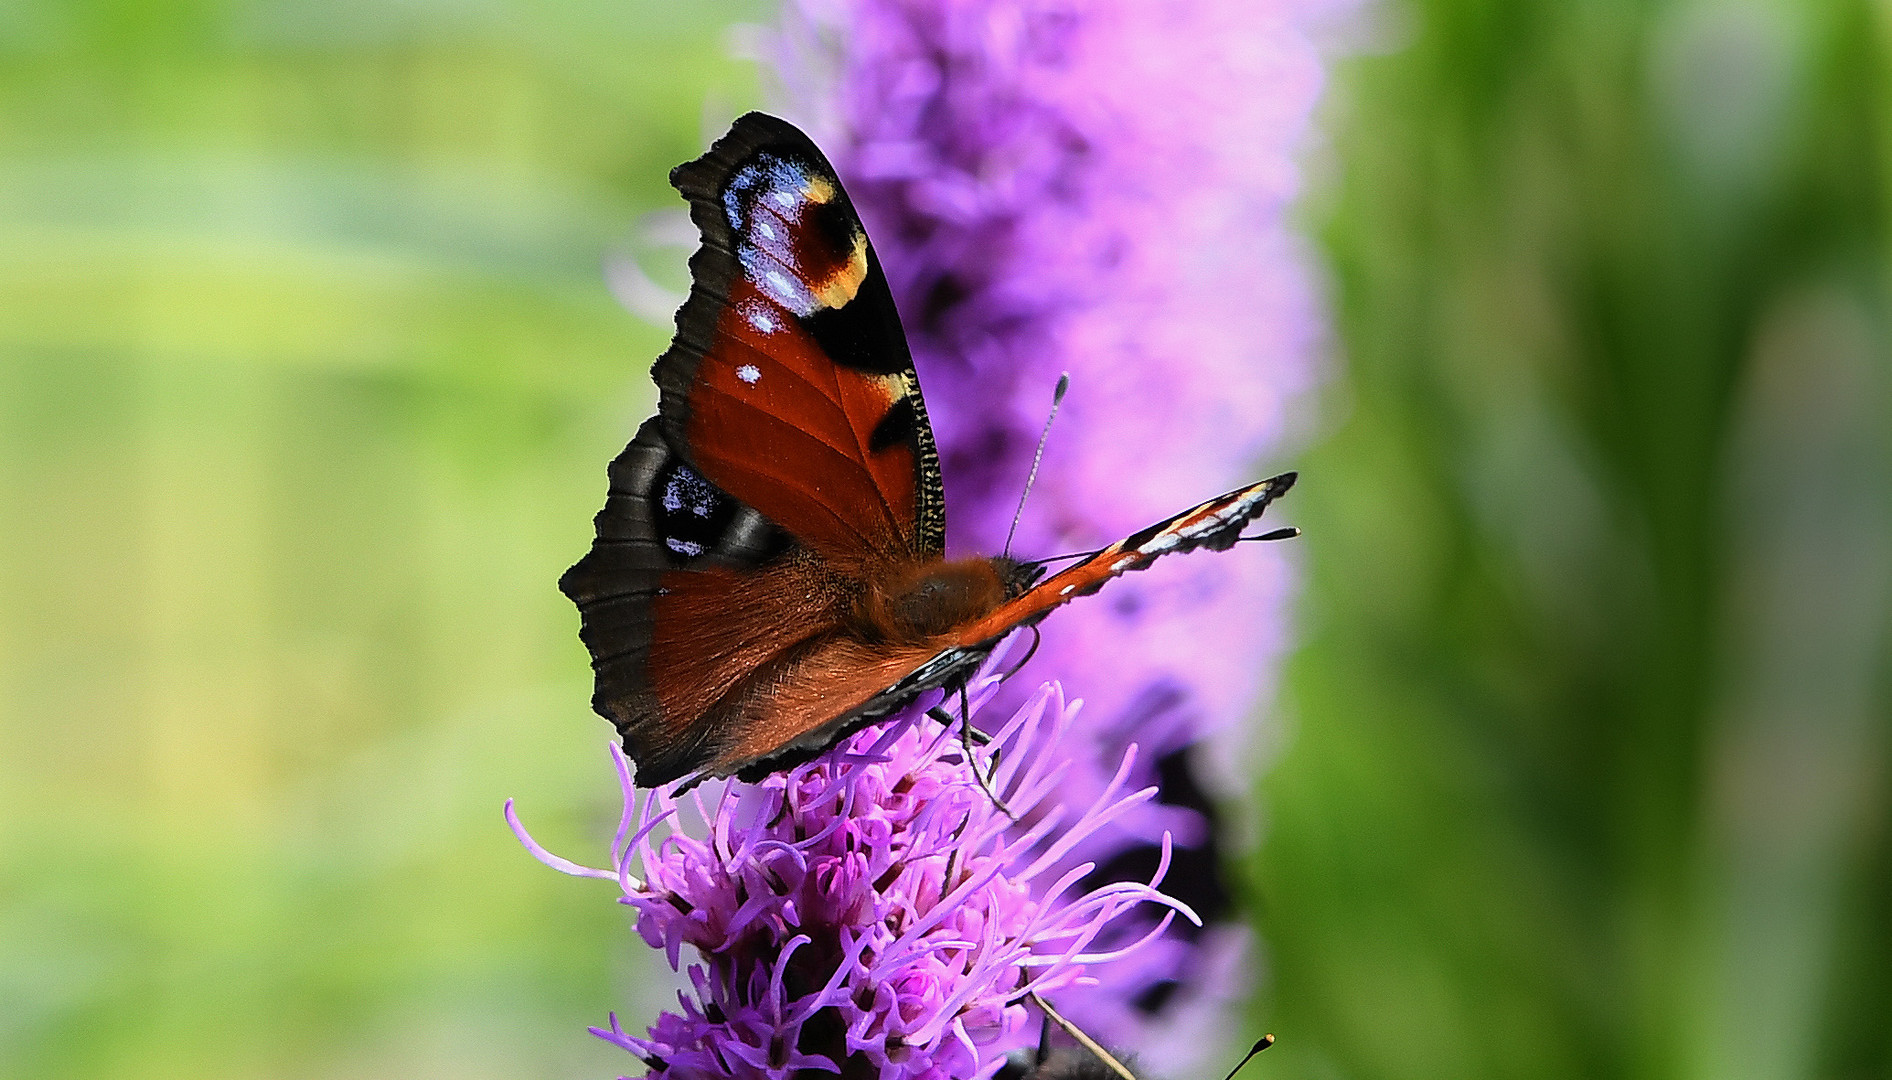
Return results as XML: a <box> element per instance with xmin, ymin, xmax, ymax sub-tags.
<box><xmin>947</xmin><ymin>473</ymin><xmax>1299</xmax><ymax>649</ymax></box>
<box><xmin>657</xmin><ymin>112</ymin><xmax>945</xmax><ymax>562</ymax></box>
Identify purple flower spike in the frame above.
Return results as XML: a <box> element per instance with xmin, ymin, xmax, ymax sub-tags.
<box><xmin>765</xmin><ymin>0</ymin><xmax>1342</xmax><ymax>1066</ymax></box>
<box><xmin>766</xmin><ymin>0</ymin><xmax>1346</xmax><ymax>1064</ymax></box>
<box><xmin>511</xmin><ymin>674</ymin><xmax>1197</xmax><ymax>1080</ymax></box>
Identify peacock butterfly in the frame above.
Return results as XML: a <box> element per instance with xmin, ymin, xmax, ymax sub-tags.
<box><xmin>560</xmin><ymin>112</ymin><xmax>1296</xmax><ymax>787</ymax></box>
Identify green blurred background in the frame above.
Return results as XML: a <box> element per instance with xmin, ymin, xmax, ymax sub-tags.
<box><xmin>1</xmin><ymin>2</ymin><xmax>1886</xmax><ymax>1080</ymax></box>
<box><xmin>1</xmin><ymin>2</ymin><xmax>760</xmax><ymax>1077</ymax></box>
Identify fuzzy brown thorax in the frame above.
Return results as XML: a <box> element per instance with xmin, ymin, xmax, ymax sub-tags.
<box><xmin>854</xmin><ymin>557</ymin><xmax>1035</xmax><ymax>644</ymax></box>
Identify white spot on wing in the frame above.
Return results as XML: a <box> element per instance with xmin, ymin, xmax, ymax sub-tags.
<box><xmin>1176</xmin><ymin>517</ymin><xmax>1217</xmax><ymax>539</ymax></box>
<box><xmin>736</xmin><ymin>364</ymin><xmax>761</xmax><ymax>385</ymax></box>
<box><xmin>666</xmin><ymin>537</ymin><xmax>705</xmax><ymax>557</ymax></box>
<box><xmin>1139</xmin><ymin>532</ymin><xmax>1182</xmax><ymax>555</ymax></box>
<box><xmin>745</xmin><ymin>261</ymin><xmax>814</xmax><ymax>315</ymax></box>
<box><xmin>724</xmin><ymin>158</ymin><xmax>825</xmax><ymax>317</ymax></box>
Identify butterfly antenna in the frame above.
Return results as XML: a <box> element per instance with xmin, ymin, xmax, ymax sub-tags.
<box><xmin>1221</xmin><ymin>1035</ymin><xmax>1276</xmax><ymax>1080</ymax></box>
<box><xmin>1029</xmin><ymin>545</ymin><xmax>1106</xmax><ymax>567</ymax></box>
<box><xmin>1237</xmin><ymin>527</ymin><xmax>1301</xmax><ymax>544</ymax></box>
<box><xmin>1003</xmin><ymin>373</ymin><xmax>1070</xmax><ymax>559</ymax></box>
<box><xmin>1028</xmin><ymin>992</ymin><xmax>1138</xmax><ymax>1080</ymax></box>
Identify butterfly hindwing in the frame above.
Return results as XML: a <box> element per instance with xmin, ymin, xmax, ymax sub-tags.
<box><xmin>559</xmin><ymin>418</ymin><xmax>837</xmax><ymax>785</ymax></box>
<box><xmin>656</xmin><ymin>112</ymin><xmax>945</xmax><ymax>562</ymax></box>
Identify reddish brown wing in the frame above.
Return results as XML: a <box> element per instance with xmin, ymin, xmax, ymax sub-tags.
<box><xmin>564</xmin><ymin>113</ymin><xmax>950</xmax><ymax>786</ymax></box>
<box><xmin>559</xmin><ymin>420</ymin><xmax>809</xmax><ymax>784</ymax></box>
<box><xmin>701</xmin><ymin>637</ymin><xmax>950</xmax><ymax>781</ymax></box>
<box><xmin>948</xmin><ymin>472</ymin><xmax>1300</xmax><ymax>648</ymax></box>
<box><xmin>561</xmin><ymin>419</ymin><xmax>933</xmax><ymax>786</ymax></box>
<box><xmin>657</xmin><ymin>111</ymin><xmax>944</xmax><ymax>562</ymax></box>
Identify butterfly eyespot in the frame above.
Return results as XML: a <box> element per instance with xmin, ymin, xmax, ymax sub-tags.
<box><xmin>660</xmin><ymin>468</ymin><xmax>717</xmax><ymax>518</ymax></box>
<box><xmin>650</xmin><ymin>458</ymin><xmax>739</xmax><ymax>566</ymax></box>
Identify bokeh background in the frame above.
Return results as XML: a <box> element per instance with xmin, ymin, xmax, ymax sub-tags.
<box><xmin>2</xmin><ymin>2</ymin><xmax>1887</xmax><ymax>1080</ymax></box>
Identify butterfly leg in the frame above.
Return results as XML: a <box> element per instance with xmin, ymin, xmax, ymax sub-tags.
<box><xmin>927</xmin><ymin>683</ymin><xmax>1017</xmax><ymax>822</ymax></box>
<box><xmin>955</xmin><ymin>681</ymin><xmax>1023</xmax><ymax>820</ymax></box>
<box><xmin>996</xmin><ymin>624</ymin><xmax>1043</xmax><ymax>685</ymax></box>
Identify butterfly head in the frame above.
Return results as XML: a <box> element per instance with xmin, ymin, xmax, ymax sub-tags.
<box><xmin>994</xmin><ymin>555</ymin><xmax>1048</xmax><ymax>597</ymax></box>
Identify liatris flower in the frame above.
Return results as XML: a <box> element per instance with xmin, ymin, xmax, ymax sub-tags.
<box><xmin>509</xmin><ymin>674</ymin><xmax>1195</xmax><ymax>1080</ymax></box>
<box><xmin>768</xmin><ymin>0</ymin><xmax>1341</xmax><ymax>1063</ymax></box>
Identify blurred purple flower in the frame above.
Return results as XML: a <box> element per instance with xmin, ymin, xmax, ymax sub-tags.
<box><xmin>509</xmin><ymin>674</ymin><xmax>1194</xmax><ymax>1080</ymax></box>
<box><xmin>769</xmin><ymin>0</ymin><xmax>1340</xmax><ymax>1062</ymax></box>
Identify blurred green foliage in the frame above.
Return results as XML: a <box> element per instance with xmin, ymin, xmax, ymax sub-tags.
<box><xmin>1</xmin><ymin>2</ymin><xmax>761</xmax><ymax>1078</ymax></box>
<box><xmin>1250</xmin><ymin>3</ymin><xmax>1891</xmax><ymax>1080</ymax></box>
